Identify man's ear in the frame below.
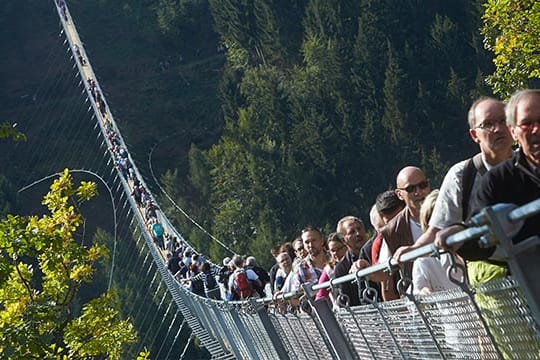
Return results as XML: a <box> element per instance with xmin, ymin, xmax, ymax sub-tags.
<box><xmin>510</xmin><ymin>125</ymin><xmax>519</xmax><ymax>142</ymax></box>
<box><xmin>469</xmin><ymin>128</ymin><xmax>480</xmax><ymax>144</ymax></box>
<box><xmin>395</xmin><ymin>188</ymin><xmax>404</xmax><ymax>201</ymax></box>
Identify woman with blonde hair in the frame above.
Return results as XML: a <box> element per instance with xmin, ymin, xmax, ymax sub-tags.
<box><xmin>412</xmin><ymin>190</ymin><xmax>465</xmax><ymax>295</ymax></box>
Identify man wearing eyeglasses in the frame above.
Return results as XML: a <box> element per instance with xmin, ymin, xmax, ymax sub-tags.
<box><xmin>433</xmin><ymin>90</ymin><xmax>540</xmax><ymax>360</ymax></box>
<box><xmin>469</xmin><ymin>89</ymin><xmax>540</xmax><ymax>248</ymax></box>
<box><xmin>393</xmin><ymin>97</ymin><xmax>513</xmax><ymax>285</ymax></box>
<box><xmin>377</xmin><ymin>166</ymin><xmax>431</xmax><ymax>300</ymax></box>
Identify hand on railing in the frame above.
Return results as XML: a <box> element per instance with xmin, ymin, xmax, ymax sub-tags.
<box><xmin>434</xmin><ymin>224</ymin><xmax>466</xmax><ymax>251</ymax></box>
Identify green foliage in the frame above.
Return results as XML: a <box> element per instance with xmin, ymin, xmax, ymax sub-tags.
<box><xmin>0</xmin><ymin>123</ymin><xmax>26</xmax><ymax>142</ymax></box>
<box><xmin>0</xmin><ymin>170</ymin><xmax>137</xmax><ymax>359</ymax></box>
<box><xmin>482</xmin><ymin>0</ymin><xmax>540</xmax><ymax>98</ymax></box>
<box><xmin>381</xmin><ymin>42</ymin><xmax>406</xmax><ymax>144</ymax></box>
<box><xmin>156</xmin><ymin>0</ymin><xmax>184</xmax><ymax>36</ymax></box>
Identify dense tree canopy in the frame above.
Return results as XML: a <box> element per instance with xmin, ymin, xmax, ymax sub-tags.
<box><xmin>170</xmin><ymin>0</ymin><xmax>491</xmax><ymax>266</ymax></box>
<box><xmin>5</xmin><ymin>0</ymin><xmax>538</xmax><ymax>270</ymax></box>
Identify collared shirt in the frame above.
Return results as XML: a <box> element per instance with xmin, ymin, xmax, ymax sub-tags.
<box><xmin>288</xmin><ymin>254</ymin><xmax>327</xmax><ymax>293</ymax></box>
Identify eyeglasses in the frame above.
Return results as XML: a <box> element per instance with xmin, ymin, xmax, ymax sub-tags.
<box><xmin>398</xmin><ymin>180</ymin><xmax>429</xmax><ymax>194</ymax></box>
<box><xmin>475</xmin><ymin>118</ymin><xmax>506</xmax><ymax>132</ymax></box>
<box><xmin>517</xmin><ymin>121</ymin><xmax>540</xmax><ymax>133</ymax></box>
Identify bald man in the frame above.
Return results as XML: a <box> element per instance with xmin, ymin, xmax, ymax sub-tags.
<box><xmin>378</xmin><ymin>166</ymin><xmax>431</xmax><ymax>300</ymax></box>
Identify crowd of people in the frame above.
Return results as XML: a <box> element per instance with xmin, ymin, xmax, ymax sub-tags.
<box><xmin>163</xmin><ymin>91</ymin><xmax>540</xmax><ymax>318</ymax></box>
<box><xmin>56</xmin><ymin>0</ymin><xmax>223</xmax><ymax>306</ymax></box>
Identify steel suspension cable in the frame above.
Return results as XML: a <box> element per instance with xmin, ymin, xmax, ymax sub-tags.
<box><xmin>147</xmin><ymin>138</ymin><xmax>237</xmax><ymax>256</ymax></box>
<box><xmin>155</xmin><ymin>315</ymin><xmax>185</xmax><ymax>359</ymax></box>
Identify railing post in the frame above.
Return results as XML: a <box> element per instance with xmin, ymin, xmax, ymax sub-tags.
<box><xmin>302</xmin><ymin>285</ymin><xmax>359</xmax><ymax>360</ymax></box>
<box><xmin>250</xmin><ymin>299</ymin><xmax>290</xmax><ymax>360</ymax></box>
<box><xmin>230</xmin><ymin>307</ymin><xmax>261</xmax><ymax>360</ymax></box>
<box><xmin>211</xmin><ymin>304</ymin><xmax>243</xmax><ymax>359</ymax></box>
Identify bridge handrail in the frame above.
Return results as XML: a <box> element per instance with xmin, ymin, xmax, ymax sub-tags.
<box><xmin>261</xmin><ymin>199</ymin><xmax>540</xmax><ymax>304</ymax></box>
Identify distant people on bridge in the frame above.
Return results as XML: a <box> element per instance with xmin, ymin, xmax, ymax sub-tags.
<box><xmin>164</xmin><ymin>233</ymin><xmax>174</xmax><ymax>253</ymax></box>
<box><xmin>200</xmin><ymin>262</ymin><xmax>220</xmax><ymax>299</ymax></box>
<box><xmin>87</xmin><ymin>78</ymin><xmax>99</xmax><ymax>102</ymax></box>
<box><xmin>106</xmin><ymin>128</ymin><xmax>120</xmax><ymax>147</ymax></box>
<box><xmin>140</xmin><ymin>186</ymin><xmax>151</xmax><ymax>206</ymax></box>
<box><xmin>144</xmin><ymin>201</ymin><xmax>158</xmax><ymax>223</ymax></box>
<box><xmin>183</xmin><ymin>262</ymin><xmax>205</xmax><ymax>297</ymax></box>
<box><xmin>73</xmin><ymin>44</ymin><xmax>86</xmax><ymax>66</ymax></box>
<box><xmin>218</xmin><ymin>257</ymin><xmax>233</xmax><ymax>300</ymax></box>
<box><xmin>228</xmin><ymin>255</ymin><xmax>261</xmax><ymax>300</ymax></box>
<box><xmin>150</xmin><ymin>220</ymin><xmax>165</xmax><ymax>250</ymax></box>
<box><xmin>181</xmin><ymin>249</ymin><xmax>192</xmax><ymax>267</ymax></box>
<box><xmin>166</xmin><ymin>251</ymin><xmax>182</xmax><ymax>277</ymax></box>
<box><xmin>268</xmin><ymin>244</ymin><xmax>281</xmax><ymax>295</ymax></box>
<box><xmin>131</xmin><ymin>183</ymin><xmax>143</xmax><ymax>206</ymax></box>
<box><xmin>273</xmin><ymin>251</ymin><xmax>293</xmax><ymax>294</ymax></box>
<box><xmin>245</xmin><ymin>256</ymin><xmax>270</xmax><ymax>297</ymax></box>
<box><xmin>56</xmin><ymin>0</ymin><xmax>68</xmax><ymax>22</ymax></box>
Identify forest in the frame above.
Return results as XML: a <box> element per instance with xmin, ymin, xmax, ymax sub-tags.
<box><xmin>1</xmin><ymin>0</ymin><xmax>539</xmax><ymax>268</ymax></box>
<box><xmin>0</xmin><ymin>0</ymin><xmax>539</xmax><ymax>357</ymax></box>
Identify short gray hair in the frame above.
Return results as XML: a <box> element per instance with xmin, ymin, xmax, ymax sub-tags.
<box><xmin>505</xmin><ymin>89</ymin><xmax>540</xmax><ymax>126</ymax></box>
<box><xmin>467</xmin><ymin>96</ymin><xmax>503</xmax><ymax>129</ymax></box>
<box><xmin>336</xmin><ymin>216</ymin><xmax>364</xmax><ymax>234</ymax></box>
<box><xmin>246</xmin><ymin>256</ymin><xmax>256</xmax><ymax>266</ymax></box>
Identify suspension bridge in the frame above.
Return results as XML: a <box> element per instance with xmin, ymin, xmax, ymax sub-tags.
<box><xmin>2</xmin><ymin>1</ymin><xmax>539</xmax><ymax>359</ymax></box>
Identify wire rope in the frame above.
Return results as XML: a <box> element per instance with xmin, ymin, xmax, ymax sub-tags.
<box><xmin>178</xmin><ymin>332</ymin><xmax>194</xmax><ymax>360</ymax></box>
<box><xmin>147</xmin><ymin>136</ymin><xmax>237</xmax><ymax>256</ymax></box>
<box><xmin>155</xmin><ymin>315</ymin><xmax>184</xmax><ymax>359</ymax></box>
<box><xmin>136</xmin><ymin>291</ymin><xmax>170</xmax><ymax>355</ymax></box>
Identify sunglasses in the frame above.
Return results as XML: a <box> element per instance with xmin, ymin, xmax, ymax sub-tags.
<box><xmin>398</xmin><ymin>180</ymin><xmax>429</xmax><ymax>194</ymax></box>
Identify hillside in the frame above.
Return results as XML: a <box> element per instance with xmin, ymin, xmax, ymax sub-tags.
<box><xmin>1</xmin><ymin>0</ymin><xmax>496</xmax><ymax>269</ymax></box>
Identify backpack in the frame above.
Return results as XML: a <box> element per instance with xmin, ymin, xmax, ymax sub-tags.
<box><xmin>461</xmin><ymin>153</ymin><xmax>487</xmax><ymax>221</ymax></box>
<box><xmin>233</xmin><ymin>269</ymin><xmax>252</xmax><ymax>299</ymax></box>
